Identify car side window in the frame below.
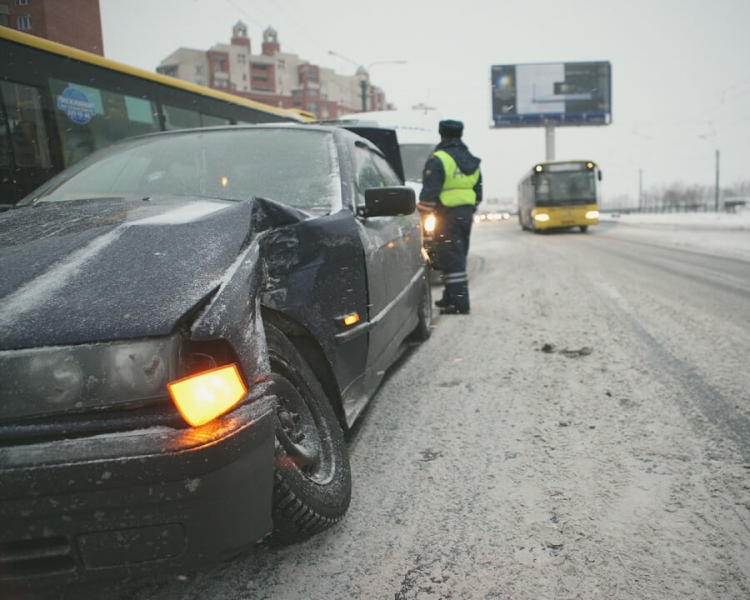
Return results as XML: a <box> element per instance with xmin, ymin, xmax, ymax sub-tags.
<box><xmin>353</xmin><ymin>145</ymin><xmax>389</xmax><ymax>206</ymax></box>
<box><xmin>371</xmin><ymin>153</ymin><xmax>402</xmax><ymax>187</ymax></box>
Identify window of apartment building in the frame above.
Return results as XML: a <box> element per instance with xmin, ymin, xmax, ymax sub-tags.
<box><xmin>16</xmin><ymin>14</ymin><xmax>31</xmax><ymax>30</ymax></box>
<box><xmin>307</xmin><ymin>102</ymin><xmax>318</xmax><ymax>116</ymax></box>
<box><xmin>242</xmin><ymin>73</ymin><xmax>247</xmax><ymax>81</ymax></box>
<box><xmin>194</xmin><ymin>65</ymin><xmax>204</xmax><ymax>75</ymax></box>
<box><xmin>213</xmin><ymin>58</ymin><xmax>227</xmax><ymax>72</ymax></box>
<box><xmin>214</xmin><ymin>79</ymin><xmax>229</xmax><ymax>88</ymax></box>
<box><xmin>196</xmin><ymin>80</ymin><xmax>205</xmax><ymax>86</ymax></box>
<box><xmin>15</xmin><ymin>0</ymin><xmax>30</xmax><ymax>5</ymax></box>
<box><xmin>291</xmin><ymin>89</ymin><xmax>304</xmax><ymax>97</ymax></box>
<box><xmin>237</xmin><ymin>54</ymin><xmax>246</xmax><ymax>64</ymax></box>
<box><xmin>320</xmin><ymin>105</ymin><xmax>330</xmax><ymax>119</ymax></box>
<box><xmin>277</xmin><ymin>59</ymin><xmax>285</xmax><ymax>69</ymax></box>
<box><xmin>307</xmin><ymin>89</ymin><xmax>319</xmax><ymax>98</ymax></box>
<box><xmin>0</xmin><ymin>6</ymin><xmax>9</xmax><ymax>28</ymax></box>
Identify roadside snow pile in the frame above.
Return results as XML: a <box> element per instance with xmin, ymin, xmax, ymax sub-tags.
<box><xmin>600</xmin><ymin>210</ymin><xmax>750</xmax><ymax>261</ymax></box>
<box><xmin>607</xmin><ymin>210</ymin><xmax>750</xmax><ymax>230</ymax></box>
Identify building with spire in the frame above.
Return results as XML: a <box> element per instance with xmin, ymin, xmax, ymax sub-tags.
<box><xmin>157</xmin><ymin>22</ymin><xmax>392</xmax><ymax>119</ymax></box>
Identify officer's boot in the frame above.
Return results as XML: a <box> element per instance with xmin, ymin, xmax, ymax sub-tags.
<box><xmin>440</xmin><ymin>282</ymin><xmax>470</xmax><ymax>314</ymax></box>
<box><xmin>434</xmin><ymin>289</ymin><xmax>450</xmax><ymax>308</ymax></box>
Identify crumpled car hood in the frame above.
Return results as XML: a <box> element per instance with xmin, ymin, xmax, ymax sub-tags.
<box><xmin>0</xmin><ymin>196</ymin><xmax>271</xmax><ymax>350</ymax></box>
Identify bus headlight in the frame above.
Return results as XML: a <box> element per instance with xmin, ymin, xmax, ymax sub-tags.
<box><xmin>585</xmin><ymin>210</ymin><xmax>600</xmax><ymax>219</ymax></box>
<box><xmin>423</xmin><ymin>213</ymin><xmax>436</xmax><ymax>233</ymax></box>
<box><xmin>534</xmin><ymin>213</ymin><xmax>550</xmax><ymax>222</ymax></box>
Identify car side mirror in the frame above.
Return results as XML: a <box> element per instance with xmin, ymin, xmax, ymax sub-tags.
<box><xmin>359</xmin><ymin>186</ymin><xmax>416</xmax><ymax>218</ymax></box>
<box><xmin>598</xmin><ymin>171</ymin><xmax>603</xmax><ymax>181</ymax></box>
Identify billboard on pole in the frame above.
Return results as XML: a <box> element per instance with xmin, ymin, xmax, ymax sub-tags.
<box><xmin>491</xmin><ymin>61</ymin><xmax>611</xmax><ymax>128</ymax></box>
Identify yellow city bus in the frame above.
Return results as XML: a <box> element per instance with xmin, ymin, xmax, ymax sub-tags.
<box><xmin>0</xmin><ymin>28</ymin><xmax>305</xmax><ymax>205</ymax></box>
<box><xmin>518</xmin><ymin>160</ymin><xmax>602</xmax><ymax>233</ymax></box>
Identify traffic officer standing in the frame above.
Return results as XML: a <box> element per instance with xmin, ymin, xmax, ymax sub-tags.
<box><xmin>419</xmin><ymin>119</ymin><xmax>482</xmax><ymax>314</ymax></box>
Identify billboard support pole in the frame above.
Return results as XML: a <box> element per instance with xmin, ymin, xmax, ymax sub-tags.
<box><xmin>545</xmin><ymin>125</ymin><xmax>555</xmax><ymax>161</ymax></box>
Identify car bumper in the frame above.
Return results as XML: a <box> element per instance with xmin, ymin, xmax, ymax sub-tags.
<box><xmin>0</xmin><ymin>396</ymin><xmax>276</xmax><ymax>596</ymax></box>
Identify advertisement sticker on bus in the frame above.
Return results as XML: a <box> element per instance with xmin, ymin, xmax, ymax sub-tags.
<box><xmin>57</xmin><ymin>87</ymin><xmax>97</xmax><ymax>125</ymax></box>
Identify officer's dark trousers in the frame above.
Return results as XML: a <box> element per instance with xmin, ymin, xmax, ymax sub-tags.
<box><xmin>435</xmin><ymin>204</ymin><xmax>474</xmax><ymax>313</ymax></box>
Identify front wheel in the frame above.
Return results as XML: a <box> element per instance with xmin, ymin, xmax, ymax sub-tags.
<box><xmin>410</xmin><ymin>274</ymin><xmax>433</xmax><ymax>341</ymax></box>
<box><xmin>265</xmin><ymin>324</ymin><xmax>351</xmax><ymax>543</ymax></box>
<box><xmin>580</xmin><ymin>225</ymin><xmax>589</xmax><ymax>233</ymax></box>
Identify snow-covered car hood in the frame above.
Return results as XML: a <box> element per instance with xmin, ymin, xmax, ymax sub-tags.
<box><xmin>0</xmin><ymin>196</ymin><xmax>260</xmax><ymax>350</ymax></box>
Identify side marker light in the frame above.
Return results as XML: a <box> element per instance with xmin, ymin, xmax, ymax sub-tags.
<box><xmin>343</xmin><ymin>314</ymin><xmax>360</xmax><ymax>326</ymax></box>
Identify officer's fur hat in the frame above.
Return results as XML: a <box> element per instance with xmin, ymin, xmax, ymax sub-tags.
<box><xmin>439</xmin><ymin>119</ymin><xmax>464</xmax><ymax>138</ymax></box>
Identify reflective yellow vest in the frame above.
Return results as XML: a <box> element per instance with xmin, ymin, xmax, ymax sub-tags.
<box><xmin>434</xmin><ymin>150</ymin><xmax>481</xmax><ymax>207</ymax></box>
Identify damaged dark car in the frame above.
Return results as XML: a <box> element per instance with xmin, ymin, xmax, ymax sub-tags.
<box><xmin>0</xmin><ymin>124</ymin><xmax>432</xmax><ymax>596</ymax></box>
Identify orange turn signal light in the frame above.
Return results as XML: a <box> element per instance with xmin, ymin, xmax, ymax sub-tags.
<box><xmin>167</xmin><ymin>364</ymin><xmax>247</xmax><ymax>427</ymax></box>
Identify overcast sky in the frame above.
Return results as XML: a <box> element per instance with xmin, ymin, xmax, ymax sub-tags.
<box><xmin>99</xmin><ymin>0</ymin><xmax>749</xmax><ymax>205</ymax></box>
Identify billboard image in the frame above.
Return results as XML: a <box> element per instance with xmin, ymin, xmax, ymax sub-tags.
<box><xmin>491</xmin><ymin>61</ymin><xmax>611</xmax><ymax>128</ymax></box>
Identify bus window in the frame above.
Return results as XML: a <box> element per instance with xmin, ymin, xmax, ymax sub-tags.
<box><xmin>49</xmin><ymin>78</ymin><xmax>160</xmax><ymax>167</ymax></box>
<box><xmin>0</xmin><ymin>96</ymin><xmax>13</xmax><ymax>168</ymax></box>
<box><xmin>0</xmin><ymin>81</ymin><xmax>52</xmax><ymax>169</ymax></box>
<box><xmin>200</xmin><ymin>114</ymin><xmax>231</xmax><ymax>127</ymax></box>
<box><xmin>163</xmin><ymin>105</ymin><xmax>202</xmax><ymax>130</ymax></box>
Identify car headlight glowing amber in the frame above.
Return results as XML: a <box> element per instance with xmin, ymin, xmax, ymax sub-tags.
<box><xmin>168</xmin><ymin>364</ymin><xmax>247</xmax><ymax>426</ymax></box>
<box><xmin>534</xmin><ymin>213</ymin><xmax>550</xmax><ymax>222</ymax></box>
<box><xmin>585</xmin><ymin>210</ymin><xmax>600</xmax><ymax>219</ymax></box>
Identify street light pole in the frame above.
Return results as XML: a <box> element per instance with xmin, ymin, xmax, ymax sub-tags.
<box><xmin>639</xmin><ymin>167</ymin><xmax>643</xmax><ymax>212</ymax></box>
<box><xmin>714</xmin><ymin>148</ymin><xmax>720</xmax><ymax>212</ymax></box>
<box><xmin>360</xmin><ymin>79</ymin><xmax>368</xmax><ymax>112</ymax></box>
<box><xmin>328</xmin><ymin>51</ymin><xmax>406</xmax><ymax>112</ymax></box>
<box><xmin>698</xmin><ymin>133</ymin><xmax>721</xmax><ymax>213</ymax></box>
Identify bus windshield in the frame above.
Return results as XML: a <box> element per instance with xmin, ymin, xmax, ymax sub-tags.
<box><xmin>536</xmin><ymin>170</ymin><xmax>597</xmax><ymax>206</ymax></box>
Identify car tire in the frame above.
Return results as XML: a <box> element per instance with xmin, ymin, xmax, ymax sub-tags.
<box><xmin>265</xmin><ymin>323</ymin><xmax>351</xmax><ymax>543</ymax></box>
<box><xmin>580</xmin><ymin>225</ymin><xmax>588</xmax><ymax>233</ymax></box>
<box><xmin>410</xmin><ymin>274</ymin><xmax>433</xmax><ymax>341</ymax></box>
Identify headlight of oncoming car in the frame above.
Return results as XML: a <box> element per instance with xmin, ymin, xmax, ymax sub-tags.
<box><xmin>534</xmin><ymin>213</ymin><xmax>550</xmax><ymax>222</ymax></box>
<box><xmin>585</xmin><ymin>210</ymin><xmax>600</xmax><ymax>219</ymax></box>
<box><xmin>0</xmin><ymin>336</ymin><xmax>180</xmax><ymax>421</ymax></box>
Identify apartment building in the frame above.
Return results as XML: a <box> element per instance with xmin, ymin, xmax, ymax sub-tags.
<box><xmin>157</xmin><ymin>22</ymin><xmax>392</xmax><ymax>119</ymax></box>
<box><xmin>0</xmin><ymin>0</ymin><xmax>103</xmax><ymax>55</ymax></box>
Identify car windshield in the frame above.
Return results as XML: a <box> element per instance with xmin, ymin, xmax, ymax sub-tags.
<box><xmin>26</xmin><ymin>128</ymin><xmax>340</xmax><ymax>213</ymax></box>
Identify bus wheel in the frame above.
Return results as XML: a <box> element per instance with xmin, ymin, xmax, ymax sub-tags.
<box><xmin>580</xmin><ymin>226</ymin><xmax>588</xmax><ymax>233</ymax></box>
